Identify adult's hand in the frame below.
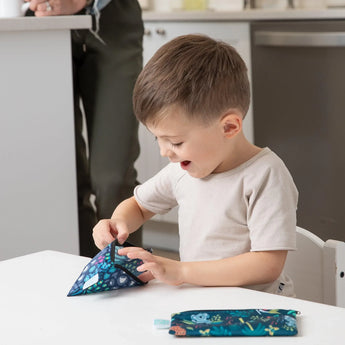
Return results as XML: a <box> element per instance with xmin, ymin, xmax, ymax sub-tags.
<box><xmin>27</xmin><ymin>0</ymin><xmax>88</xmax><ymax>17</ymax></box>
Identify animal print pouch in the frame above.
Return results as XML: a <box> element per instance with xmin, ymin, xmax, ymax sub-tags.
<box><xmin>169</xmin><ymin>309</ymin><xmax>299</xmax><ymax>337</ymax></box>
<box><xmin>67</xmin><ymin>240</ymin><xmax>151</xmax><ymax>296</ymax></box>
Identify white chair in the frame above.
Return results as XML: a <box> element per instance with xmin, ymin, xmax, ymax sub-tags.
<box><xmin>284</xmin><ymin>226</ymin><xmax>345</xmax><ymax>307</ymax></box>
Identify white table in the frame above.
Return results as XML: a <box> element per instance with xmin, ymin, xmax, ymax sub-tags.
<box><xmin>1</xmin><ymin>251</ymin><xmax>345</xmax><ymax>344</ymax></box>
<box><xmin>0</xmin><ymin>16</ymin><xmax>91</xmax><ymax>260</ymax></box>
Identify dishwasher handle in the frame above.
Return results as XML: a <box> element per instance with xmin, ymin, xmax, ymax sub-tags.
<box><xmin>254</xmin><ymin>31</ymin><xmax>345</xmax><ymax>47</ymax></box>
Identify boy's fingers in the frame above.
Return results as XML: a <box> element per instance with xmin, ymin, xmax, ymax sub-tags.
<box><xmin>104</xmin><ymin>231</ymin><xmax>116</xmax><ymax>243</ymax></box>
<box><xmin>93</xmin><ymin>225</ymin><xmax>116</xmax><ymax>249</ymax></box>
<box><xmin>118</xmin><ymin>248</ymin><xmax>154</xmax><ymax>263</ymax></box>
<box><xmin>109</xmin><ymin>220</ymin><xmax>129</xmax><ymax>245</ymax></box>
<box><xmin>116</xmin><ymin>232</ymin><xmax>128</xmax><ymax>245</ymax></box>
<box><xmin>137</xmin><ymin>271</ymin><xmax>155</xmax><ymax>282</ymax></box>
<box><xmin>94</xmin><ymin>236</ymin><xmax>113</xmax><ymax>250</ymax></box>
<box><xmin>129</xmin><ymin>250</ymin><xmax>154</xmax><ymax>262</ymax></box>
<box><xmin>117</xmin><ymin>247</ymin><xmax>139</xmax><ymax>255</ymax></box>
<box><xmin>137</xmin><ymin>262</ymin><xmax>163</xmax><ymax>278</ymax></box>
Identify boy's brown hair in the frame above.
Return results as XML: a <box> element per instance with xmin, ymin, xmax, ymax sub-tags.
<box><xmin>133</xmin><ymin>34</ymin><xmax>250</xmax><ymax>125</ymax></box>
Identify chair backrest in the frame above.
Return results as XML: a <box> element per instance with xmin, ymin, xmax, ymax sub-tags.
<box><xmin>284</xmin><ymin>226</ymin><xmax>345</xmax><ymax>307</ymax></box>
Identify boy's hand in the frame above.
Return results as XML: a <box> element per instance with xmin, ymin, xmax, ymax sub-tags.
<box><xmin>92</xmin><ymin>219</ymin><xmax>129</xmax><ymax>250</ymax></box>
<box><xmin>118</xmin><ymin>247</ymin><xmax>184</xmax><ymax>286</ymax></box>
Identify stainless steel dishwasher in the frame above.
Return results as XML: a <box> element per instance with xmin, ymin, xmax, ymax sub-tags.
<box><xmin>251</xmin><ymin>21</ymin><xmax>345</xmax><ymax>242</ymax></box>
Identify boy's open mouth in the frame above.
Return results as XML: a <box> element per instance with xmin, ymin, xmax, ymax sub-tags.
<box><xmin>180</xmin><ymin>160</ymin><xmax>191</xmax><ymax>169</ymax></box>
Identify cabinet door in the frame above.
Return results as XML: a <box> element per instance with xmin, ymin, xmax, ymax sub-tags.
<box><xmin>135</xmin><ymin>22</ymin><xmax>252</xmax><ymax>223</ymax></box>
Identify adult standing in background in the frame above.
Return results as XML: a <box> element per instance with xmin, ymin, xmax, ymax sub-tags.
<box><xmin>27</xmin><ymin>0</ymin><xmax>144</xmax><ymax>257</ymax></box>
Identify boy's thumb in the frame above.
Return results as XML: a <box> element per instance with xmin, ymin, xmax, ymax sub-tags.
<box><xmin>117</xmin><ymin>232</ymin><xmax>129</xmax><ymax>245</ymax></box>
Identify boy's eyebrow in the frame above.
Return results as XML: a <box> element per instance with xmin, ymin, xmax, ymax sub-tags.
<box><xmin>158</xmin><ymin>135</ymin><xmax>182</xmax><ymax>139</ymax></box>
<box><xmin>147</xmin><ymin>127</ymin><xmax>186</xmax><ymax>139</ymax></box>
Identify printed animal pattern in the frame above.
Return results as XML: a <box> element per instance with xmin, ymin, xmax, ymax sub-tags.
<box><xmin>169</xmin><ymin>309</ymin><xmax>298</xmax><ymax>337</ymax></box>
<box><xmin>68</xmin><ymin>241</ymin><xmax>148</xmax><ymax>296</ymax></box>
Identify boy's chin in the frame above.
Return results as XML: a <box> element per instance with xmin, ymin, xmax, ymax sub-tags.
<box><xmin>187</xmin><ymin>169</ymin><xmax>210</xmax><ymax>179</ymax></box>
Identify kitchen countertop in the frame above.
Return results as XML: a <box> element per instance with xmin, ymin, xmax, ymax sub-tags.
<box><xmin>2</xmin><ymin>250</ymin><xmax>345</xmax><ymax>344</ymax></box>
<box><xmin>0</xmin><ymin>10</ymin><xmax>342</xmax><ymax>29</ymax></box>
<box><xmin>143</xmin><ymin>8</ymin><xmax>345</xmax><ymax>21</ymax></box>
<box><xmin>0</xmin><ymin>15</ymin><xmax>91</xmax><ymax>31</ymax></box>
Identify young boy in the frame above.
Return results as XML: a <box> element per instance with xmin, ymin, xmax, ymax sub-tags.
<box><xmin>93</xmin><ymin>34</ymin><xmax>298</xmax><ymax>296</ymax></box>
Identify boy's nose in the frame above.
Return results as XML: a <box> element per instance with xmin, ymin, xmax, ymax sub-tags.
<box><xmin>160</xmin><ymin>146</ymin><xmax>169</xmax><ymax>157</ymax></box>
<box><xmin>160</xmin><ymin>145</ymin><xmax>174</xmax><ymax>159</ymax></box>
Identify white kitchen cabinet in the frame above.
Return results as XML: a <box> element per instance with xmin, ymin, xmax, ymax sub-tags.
<box><xmin>135</xmin><ymin>21</ymin><xmax>253</xmax><ymax>224</ymax></box>
<box><xmin>0</xmin><ymin>16</ymin><xmax>90</xmax><ymax>260</ymax></box>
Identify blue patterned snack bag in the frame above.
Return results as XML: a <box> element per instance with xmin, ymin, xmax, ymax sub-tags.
<box><xmin>67</xmin><ymin>241</ymin><xmax>151</xmax><ymax>296</ymax></box>
<box><xmin>169</xmin><ymin>309</ymin><xmax>299</xmax><ymax>337</ymax></box>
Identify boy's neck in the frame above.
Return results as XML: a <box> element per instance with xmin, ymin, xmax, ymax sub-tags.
<box><xmin>219</xmin><ymin>133</ymin><xmax>262</xmax><ymax>173</ymax></box>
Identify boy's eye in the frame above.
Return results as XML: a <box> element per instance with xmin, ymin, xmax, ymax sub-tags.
<box><xmin>171</xmin><ymin>142</ymin><xmax>183</xmax><ymax>148</ymax></box>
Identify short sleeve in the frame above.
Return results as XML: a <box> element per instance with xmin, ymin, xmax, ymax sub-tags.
<box><xmin>246</xmin><ymin>156</ymin><xmax>298</xmax><ymax>251</ymax></box>
<box><xmin>134</xmin><ymin>163</ymin><xmax>181</xmax><ymax>215</ymax></box>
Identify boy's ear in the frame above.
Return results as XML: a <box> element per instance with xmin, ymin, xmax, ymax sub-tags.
<box><xmin>220</xmin><ymin>113</ymin><xmax>242</xmax><ymax>138</ymax></box>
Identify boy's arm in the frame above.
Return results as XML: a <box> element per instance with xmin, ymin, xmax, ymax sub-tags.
<box><xmin>179</xmin><ymin>250</ymin><xmax>287</xmax><ymax>286</ymax></box>
<box><xmin>118</xmin><ymin>247</ymin><xmax>287</xmax><ymax>287</ymax></box>
<box><xmin>93</xmin><ymin>196</ymin><xmax>155</xmax><ymax>249</ymax></box>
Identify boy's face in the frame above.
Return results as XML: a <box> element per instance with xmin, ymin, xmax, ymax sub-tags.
<box><xmin>147</xmin><ymin>108</ymin><xmax>229</xmax><ymax>179</ymax></box>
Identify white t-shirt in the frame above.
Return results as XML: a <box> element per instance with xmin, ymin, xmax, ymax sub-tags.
<box><xmin>134</xmin><ymin>148</ymin><xmax>298</xmax><ymax>296</ymax></box>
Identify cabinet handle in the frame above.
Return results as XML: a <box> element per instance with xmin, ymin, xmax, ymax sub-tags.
<box><xmin>255</xmin><ymin>31</ymin><xmax>345</xmax><ymax>47</ymax></box>
<box><xmin>155</xmin><ymin>28</ymin><xmax>166</xmax><ymax>35</ymax></box>
<box><xmin>144</xmin><ymin>28</ymin><xmax>152</xmax><ymax>36</ymax></box>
